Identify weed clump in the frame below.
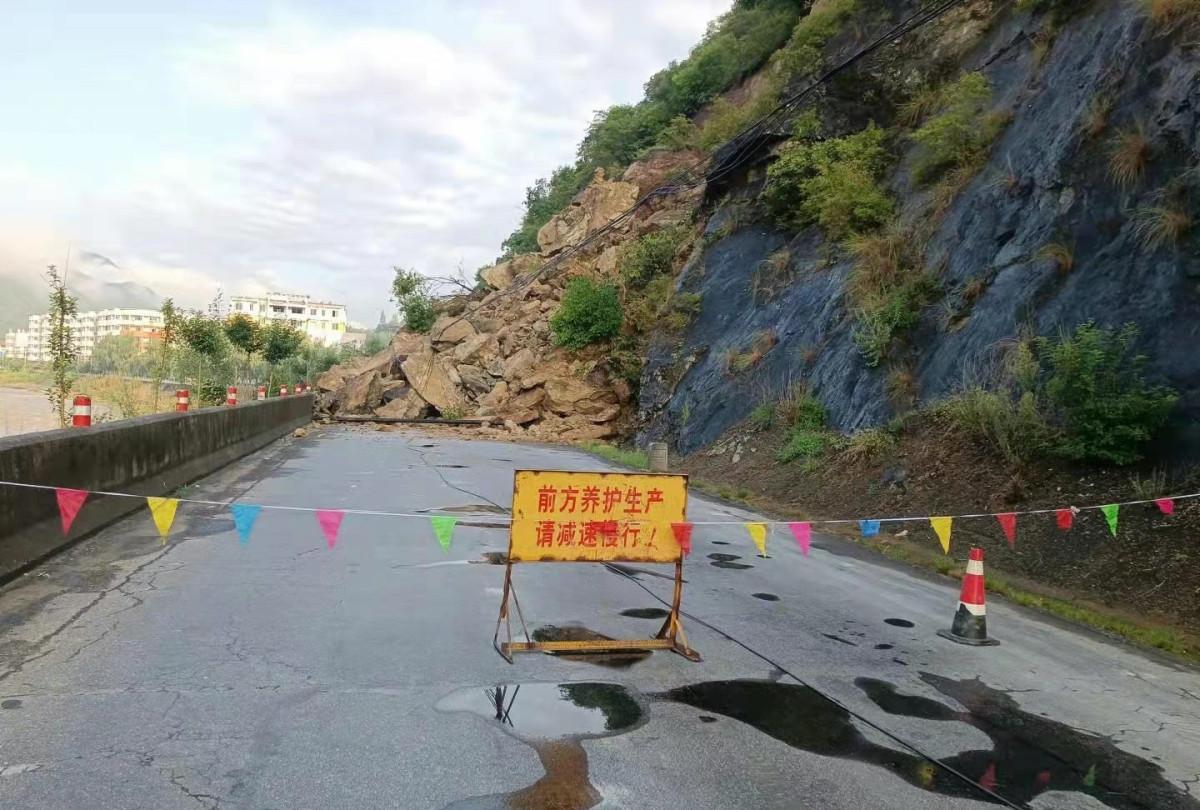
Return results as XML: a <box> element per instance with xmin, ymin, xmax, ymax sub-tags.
<box><xmin>551</xmin><ymin>278</ymin><xmax>623</xmax><ymax>349</ymax></box>
<box><xmin>910</xmin><ymin>72</ymin><xmax>1009</xmax><ymax>184</ymax></box>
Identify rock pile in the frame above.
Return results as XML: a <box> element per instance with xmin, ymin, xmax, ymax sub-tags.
<box><xmin>316</xmin><ymin>150</ymin><xmax>703</xmax><ymax>441</ymax></box>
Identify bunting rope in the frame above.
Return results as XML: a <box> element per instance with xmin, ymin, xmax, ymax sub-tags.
<box><xmin>1</xmin><ymin>479</ymin><xmax>1195</xmax><ymax>526</ymax></box>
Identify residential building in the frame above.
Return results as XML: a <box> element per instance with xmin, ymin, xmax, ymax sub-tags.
<box><xmin>1</xmin><ymin>329</ymin><xmax>32</xmax><ymax>360</ymax></box>
<box><xmin>20</xmin><ymin>309</ymin><xmax>165</xmax><ymax>362</ymax></box>
<box><xmin>228</xmin><ymin>292</ymin><xmax>348</xmax><ymax>347</ymax></box>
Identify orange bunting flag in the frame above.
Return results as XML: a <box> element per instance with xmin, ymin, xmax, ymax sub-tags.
<box><xmin>671</xmin><ymin>522</ymin><xmax>694</xmax><ymax>556</ymax></box>
<box><xmin>746</xmin><ymin>522</ymin><xmax>768</xmax><ymax>557</ymax></box>
<box><xmin>146</xmin><ymin>497</ymin><xmax>180</xmax><ymax>545</ymax></box>
<box><xmin>995</xmin><ymin>513</ymin><xmax>1017</xmax><ymax>548</ymax></box>
<box><xmin>55</xmin><ymin>488</ymin><xmax>89</xmax><ymax>536</ymax></box>
<box><xmin>930</xmin><ymin>516</ymin><xmax>952</xmax><ymax>554</ymax></box>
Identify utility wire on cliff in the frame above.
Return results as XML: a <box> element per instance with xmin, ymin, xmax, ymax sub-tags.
<box><xmin>421</xmin><ymin>0</ymin><xmax>969</xmax><ymax>378</ymax></box>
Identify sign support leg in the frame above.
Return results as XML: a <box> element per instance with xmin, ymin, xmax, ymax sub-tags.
<box><xmin>656</xmin><ymin>559</ymin><xmax>702</xmax><ymax>662</ymax></box>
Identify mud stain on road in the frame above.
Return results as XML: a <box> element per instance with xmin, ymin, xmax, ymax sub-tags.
<box><xmin>531</xmin><ymin>625</ymin><xmax>650</xmax><ymax>669</ymax></box>
<box><xmin>751</xmin><ymin>593</ymin><xmax>779</xmax><ymax>602</ymax></box>
<box><xmin>620</xmin><ymin>608</ymin><xmax>670</xmax><ymax>619</ymax></box>
<box><xmin>884</xmin><ymin>618</ymin><xmax>915</xmax><ymax>628</ymax></box>
<box><xmin>662</xmin><ymin>677</ymin><xmax>1192</xmax><ymax>809</ymax></box>
<box><xmin>438</xmin><ymin>681</ymin><xmax>645</xmax><ymax>810</ymax></box>
<box><xmin>874</xmin><ymin>643</ymin><xmax>894</xmax><ymax>650</ymax></box>
<box><xmin>707</xmin><ymin>553</ymin><xmax>753</xmax><ymax>570</ymax></box>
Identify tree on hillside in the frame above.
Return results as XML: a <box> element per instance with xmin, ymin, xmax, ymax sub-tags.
<box><xmin>391</xmin><ymin>268</ymin><xmax>435</xmax><ymax>333</ymax></box>
<box><xmin>44</xmin><ymin>264</ymin><xmax>78</xmax><ymax>428</ymax></box>
<box><xmin>178</xmin><ymin>313</ymin><xmax>229</xmax><ymax>405</ymax></box>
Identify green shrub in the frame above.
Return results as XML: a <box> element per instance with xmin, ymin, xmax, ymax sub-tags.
<box><xmin>764</xmin><ymin>123</ymin><xmax>892</xmax><ymax>240</ymax></box>
<box><xmin>911</xmin><ymin>73</ymin><xmax>1008</xmax><ymax>183</ymax></box>
<box><xmin>940</xmin><ymin>387</ymin><xmax>1050</xmax><ymax>465</ymax></box>
<box><xmin>749</xmin><ymin>401</ymin><xmax>777</xmax><ymax>430</ymax></box>
<box><xmin>846</xmin><ymin>228</ymin><xmax>941</xmax><ymax>366</ymax></box>
<box><xmin>1041</xmin><ymin>323</ymin><xmax>1177</xmax><ymax>464</ymax></box>
<box><xmin>391</xmin><ymin>268</ymin><xmax>436</xmax><ymax>333</ymax></box>
<box><xmin>778</xmin><ymin>427</ymin><xmax>827</xmax><ymax>462</ymax></box>
<box><xmin>624</xmin><ymin>275</ymin><xmax>701</xmax><ymax>335</ymax></box>
<box><xmin>619</xmin><ymin>227</ymin><xmax>688</xmax><ymax>287</ymax></box>
<box><xmin>776</xmin><ymin>388</ymin><xmax>828</xmax><ymax>462</ymax></box>
<box><xmin>550</xmin><ymin>278</ymin><xmax>623</xmax><ymax>349</ymax></box>
<box><xmin>772</xmin><ymin>0</ymin><xmax>859</xmax><ymax>81</ymax></box>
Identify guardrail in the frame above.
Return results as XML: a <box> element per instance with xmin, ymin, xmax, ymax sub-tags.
<box><xmin>0</xmin><ymin>395</ymin><xmax>312</xmax><ymax>582</ymax></box>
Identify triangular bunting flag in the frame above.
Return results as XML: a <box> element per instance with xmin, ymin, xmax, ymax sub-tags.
<box><xmin>788</xmin><ymin>522</ymin><xmax>811</xmax><ymax>556</ymax></box>
<box><xmin>860</xmin><ymin>519</ymin><xmax>880</xmax><ymax>538</ymax></box>
<box><xmin>229</xmin><ymin>503</ymin><xmax>262</xmax><ymax>546</ymax></box>
<box><xmin>430</xmin><ymin>516</ymin><xmax>457</xmax><ymax>551</ymax></box>
<box><xmin>979</xmin><ymin>763</ymin><xmax>997</xmax><ymax>792</ymax></box>
<box><xmin>995</xmin><ymin>513</ymin><xmax>1017</xmax><ymax>548</ymax></box>
<box><xmin>1056</xmin><ymin>508</ymin><xmax>1075</xmax><ymax>531</ymax></box>
<box><xmin>146</xmin><ymin>497</ymin><xmax>180</xmax><ymax>545</ymax></box>
<box><xmin>316</xmin><ymin>509</ymin><xmax>345</xmax><ymax>549</ymax></box>
<box><xmin>55</xmin><ymin>488</ymin><xmax>88</xmax><ymax>536</ymax></box>
<box><xmin>1099</xmin><ymin>504</ymin><xmax>1119</xmax><ymax>537</ymax></box>
<box><xmin>930</xmin><ymin>516</ymin><xmax>952</xmax><ymax>554</ymax></box>
<box><xmin>1155</xmin><ymin>498</ymin><xmax>1175</xmax><ymax>515</ymax></box>
<box><xmin>670</xmin><ymin>522</ymin><xmax>693</xmax><ymax>556</ymax></box>
<box><xmin>746</xmin><ymin>522</ymin><xmax>768</xmax><ymax>557</ymax></box>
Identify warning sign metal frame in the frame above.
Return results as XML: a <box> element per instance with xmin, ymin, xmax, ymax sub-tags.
<box><xmin>493</xmin><ymin>469</ymin><xmax>701</xmax><ymax>663</ymax></box>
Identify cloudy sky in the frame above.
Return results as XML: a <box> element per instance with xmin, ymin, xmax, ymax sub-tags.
<box><xmin>1</xmin><ymin>0</ymin><xmax>729</xmax><ymax>326</ymax></box>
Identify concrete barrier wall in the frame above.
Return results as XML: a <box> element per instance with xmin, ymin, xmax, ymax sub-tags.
<box><xmin>0</xmin><ymin>395</ymin><xmax>312</xmax><ymax>582</ymax></box>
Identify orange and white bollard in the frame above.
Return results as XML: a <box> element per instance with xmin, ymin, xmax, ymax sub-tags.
<box><xmin>226</xmin><ymin>386</ymin><xmax>238</xmax><ymax>407</ymax></box>
<box><xmin>257</xmin><ymin>385</ymin><xmax>266</xmax><ymax>401</ymax></box>
<box><xmin>938</xmin><ymin>547</ymin><xmax>999</xmax><ymax>646</ymax></box>
<box><xmin>293</xmin><ymin>383</ymin><xmax>302</xmax><ymax>396</ymax></box>
<box><xmin>279</xmin><ymin>385</ymin><xmax>288</xmax><ymax>397</ymax></box>
<box><xmin>176</xmin><ymin>389</ymin><xmax>190</xmax><ymax>412</ymax></box>
<box><xmin>71</xmin><ymin>395</ymin><xmax>92</xmax><ymax>427</ymax></box>
<box><xmin>302</xmin><ymin>383</ymin><xmax>310</xmax><ymax>394</ymax></box>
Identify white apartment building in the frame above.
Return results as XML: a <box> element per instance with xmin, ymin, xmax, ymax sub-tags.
<box><xmin>228</xmin><ymin>292</ymin><xmax>348</xmax><ymax>347</ymax></box>
<box><xmin>17</xmin><ymin>309</ymin><xmax>165</xmax><ymax>362</ymax></box>
<box><xmin>1</xmin><ymin>328</ymin><xmax>32</xmax><ymax>360</ymax></box>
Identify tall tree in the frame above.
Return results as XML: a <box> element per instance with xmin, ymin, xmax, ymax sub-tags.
<box><xmin>44</xmin><ymin>265</ymin><xmax>78</xmax><ymax>428</ymax></box>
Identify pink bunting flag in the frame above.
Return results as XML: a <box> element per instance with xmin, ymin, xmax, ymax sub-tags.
<box><xmin>315</xmin><ymin>509</ymin><xmax>345</xmax><ymax>549</ymax></box>
<box><xmin>788</xmin><ymin>522</ymin><xmax>811</xmax><ymax>556</ymax></box>
<box><xmin>1155</xmin><ymin>498</ymin><xmax>1175</xmax><ymax>515</ymax></box>
<box><xmin>1056</xmin><ymin>508</ymin><xmax>1075</xmax><ymax>531</ymax></box>
<box><xmin>979</xmin><ymin>762</ymin><xmax>998</xmax><ymax>792</ymax></box>
<box><xmin>995</xmin><ymin>513</ymin><xmax>1017</xmax><ymax>548</ymax></box>
<box><xmin>671</xmin><ymin>522</ymin><xmax>694</xmax><ymax>556</ymax></box>
<box><xmin>55</xmin><ymin>488</ymin><xmax>89</xmax><ymax>536</ymax></box>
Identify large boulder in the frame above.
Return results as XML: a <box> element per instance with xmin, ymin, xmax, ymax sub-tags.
<box><xmin>536</xmin><ymin>169</ymin><xmax>640</xmax><ymax>255</ymax></box>
<box><xmin>374</xmin><ymin>389</ymin><xmax>429</xmax><ymax>420</ymax></box>
<box><xmin>543</xmin><ymin>376</ymin><xmax>619</xmax><ymax>418</ymax></box>
<box><xmin>502</xmin><ymin>348</ymin><xmax>537</xmax><ymax>383</ymax></box>
<box><xmin>456</xmin><ymin>364</ymin><xmax>493</xmax><ymax>396</ymax></box>
<box><xmin>400</xmin><ymin>351</ymin><xmax>467</xmax><ymax>415</ymax></box>
<box><xmin>453</xmin><ymin>332</ymin><xmax>494</xmax><ymax>364</ymax></box>
<box><xmin>430</xmin><ymin>315</ymin><xmax>477</xmax><ymax>347</ymax></box>
<box><xmin>379</xmin><ymin>379</ymin><xmax>410</xmax><ymax>403</ymax></box>
<box><xmin>316</xmin><ymin>358</ymin><xmax>366</xmax><ymax>392</ymax></box>
<box><xmin>479</xmin><ymin>254</ymin><xmax>540</xmax><ymax>291</ymax></box>
<box><xmin>336</xmin><ymin>369</ymin><xmax>384</xmax><ymax>414</ymax></box>
<box><xmin>476</xmin><ymin>381</ymin><xmax>509</xmax><ymax>415</ymax></box>
<box><xmin>621</xmin><ymin>148</ymin><xmax>706</xmax><ymax>196</ymax></box>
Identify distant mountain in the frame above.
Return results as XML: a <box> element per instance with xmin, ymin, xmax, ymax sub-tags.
<box><xmin>0</xmin><ymin>254</ymin><xmax>160</xmax><ymax>332</ymax></box>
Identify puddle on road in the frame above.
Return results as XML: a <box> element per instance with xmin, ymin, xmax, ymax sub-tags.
<box><xmin>531</xmin><ymin>626</ymin><xmax>650</xmax><ymax>669</ymax></box>
<box><xmin>438</xmin><ymin>681</ymin><xmax>645</xmax><ymax>810</ymax></box>
<box><xmin>884</xmin><ymin>618</ymin><xmax>915</xmax><ymax>628</ymax></box>
<box><xmin>437</xmin><ymin>464</ymin><xmax>467</xmax><ymax>468</ymax></box>
<box><xmin>752</xmin><ymin>593</ymin><xmax>779</xmax><ymax>602</ymax></box>
<box><xmin>708</xmin><ymin>553</ymin><xmax>753</xmax><ymax>570</ymax></box>
<box><xmin>712</xmin><ymin>540</ymin><xmax>730</xmax><ymax>546</ymax></box>
<box><xmin>620</xmin><ymin>608</ymin><xmax>670</xmax><ymax>619</ymax></box>
<box><xmin>662</xmin><ymin>676</ymin><xmax>1190</xmax><ymax>809</ymax></box>
<box><xmin>874</xmin><ymin>643</ymin><xmax>894</xmax><ymax>650</ymax></box>
<box><xmin>1</xmin><ymin>699</ymin><xmax>21</xmax><ymax>709</ymax></box>
<box><xmin>475</xmin><ymin>551</ymin><xmax>509</xmax><ymax>565</ymax></box>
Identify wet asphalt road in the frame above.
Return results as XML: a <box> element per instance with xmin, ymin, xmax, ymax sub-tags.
<box><xmin>0</xmin><ymin>425</ymin><xmax>1197</xmax><ymax>809</ymax></box>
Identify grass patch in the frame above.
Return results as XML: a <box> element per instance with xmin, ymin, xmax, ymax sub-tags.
<box><xmin>910</xmin><ymin>73</ymin><xmax>1009</xmax><ymax>184</ymax></box>
<box><xmin>749</xmin><ymin>401</ymin><xmax>776</xmax><ymax>431</ymax></box>
<box><xmin>764</xmin><ymin>116</ymin><xmax>893</xmax><ymax>241</ymax></box>
<box><xmin>1080</xmin><ymin>94</ymin><xmax>1113</xmax><ymax>139</ymax></box>
<box><xmin>750</xmin><ymin>248</ymin><xmax>794</xmax><ymax>304</ymax></box>
<box><xmin>1037</xmin><ymin>240</ymin><xmax>1075</xmax><ymax>274</ymax></box>
<box><xmin>619</xmin><ymin>227</ymin><xmax>688</xmax><ymax>288</ymax></box>
<box><xmin>847</xmin><ymin>227</ymin><xmax>942</xmax><ymax>367</ymax></box>
<box><xmin>839</xmin><ymin>427</ymin><xmax>898</xmax><ymax>463</ymax></box>
<box><xmin>776</xmin><ymin>388</ymin><xmax>831</xmax><ymax>463</ymax></box>
<box><xmin>580</xmin><ymin>441</ymin><xmax>649</xmax><ymax>470</ymax></box>
<box><xmin>1134</xmin><ymin>201</ymin><xmax>1193</xmax><ymax>249</ymax></box>
<box><xmin>725</xmin><ymin>329</ymin><xmax>778</xmax><ymax>374</ymax></box>
<box><xmin>0</xmin><ymin>366</ymin><xmax>53</xmax><ymax>389</ymax></box>
<box><xmin>1143</xmin><ymin>0</ymin><xmax>1200</xmax><ymax>26</ymax></box>
<box><xmin>1107</xmin><ymin>125</ymin><xmax>1150</xmax><ymax>188</ymax></box>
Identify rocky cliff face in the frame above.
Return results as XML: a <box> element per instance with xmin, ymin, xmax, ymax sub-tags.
<box><xmin>639</xmin><ymin>0</ymin><xmax>1200</xmax><ymax>456</ymax></box>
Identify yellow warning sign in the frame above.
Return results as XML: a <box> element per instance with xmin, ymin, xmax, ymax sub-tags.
<box><xmin>508</xmin><ymin>469</ymin><xmax>688</xmax><ymax>563</ymax></box>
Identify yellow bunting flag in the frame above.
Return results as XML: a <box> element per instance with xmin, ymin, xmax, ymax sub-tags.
<box><xmin>746</xmin><ymin>522</ymin><xmax>768</xmax><ymax>557</ymax></box>
<box><xmin>930</xmin><ymin>516</ymin><xmax>952</xmax><ymax>555</ymax></box>
<box><xmin>147</xmin><ymin>497</ymin><xmax>180</xmax><ymax>545</ymax></box>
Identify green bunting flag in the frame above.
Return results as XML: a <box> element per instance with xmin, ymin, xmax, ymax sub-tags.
<box><xmin>430</xmin><ymin>516</ymin><xmax>458</xmax><ymax>551</ymax></box>
<box><xmin>1099</xmin><ymin>504</ymin><xmax>1119</xmax><ymax>537</ymax></box>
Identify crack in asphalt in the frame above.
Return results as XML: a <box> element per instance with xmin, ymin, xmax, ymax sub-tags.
<box><xmin>405</xmin><ymin>436</ymin><xmax>509</xmax><ymax>511</ymax></box>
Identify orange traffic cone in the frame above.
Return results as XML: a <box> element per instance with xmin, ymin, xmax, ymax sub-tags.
<box><xmin>938</xmin><ymin>547</ymin><xmax>999</xmax><ymax>646</ymax></box>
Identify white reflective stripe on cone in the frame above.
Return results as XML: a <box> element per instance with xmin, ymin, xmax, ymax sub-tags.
<box><xmin>961</xmin><ymin>600</ymin><xmax>986</xmax><ymax>616</ymax></box>
<box><xmin>965</xmin><ymin>559</ymin><xmax>984</xmax><ymax>576</ymax></box>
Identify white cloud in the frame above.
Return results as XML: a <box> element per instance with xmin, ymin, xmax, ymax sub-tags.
<box><xmin>0</xmin><ymin>2</ymin><xmax>730</xmax><ymax>326</ymax></box>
